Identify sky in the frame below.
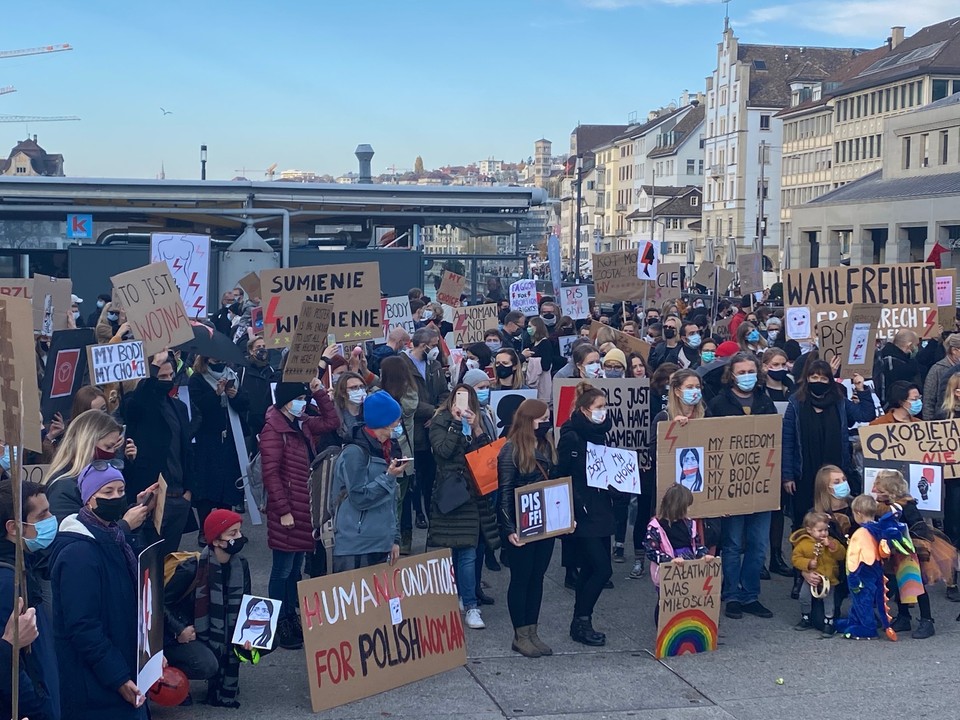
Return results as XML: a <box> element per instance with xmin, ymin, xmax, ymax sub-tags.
<box><xmin>1</xmin><ymin>0</ymin><xmax>956</xmax><ymax>180</ymax></box>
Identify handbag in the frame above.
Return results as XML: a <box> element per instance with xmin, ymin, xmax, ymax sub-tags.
<box><xmin>465</xmin><ymin>437</ymin><xmax>507</xmax><ymax>496</ymax></box>
<box><xmin>435</xmin><ymin>469</ymin><xmax>472</xmax><ymax>514</ymax></box>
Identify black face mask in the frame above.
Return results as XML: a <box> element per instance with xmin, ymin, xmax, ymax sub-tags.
<box><xmin>223</xmin><ymin>536</ymin><xmax>248</xmax><ymax>555</ymax></box>
<box><xmin>495</xmin><ymin>364</ymin><xmax>514</xmax><ymax>380</ymax></box>
<box><xmin>541</xmin><ymin>314</ymin><xmax>556</xmax><ymax>326</ymax></box>
<box><xmin>155</xmin><ymin>379</ymin><xmax>175</xmax><ymax>394</ymax></box>
<box><xmin>663</xmin><ymin>327</ymin><xmax>677</xmax><ymax>340</ymax></box>
<box><xmin>254</xmin><ymin>349</ymin><xmax>268</xmax><ymax>362</ymax></box>
<box><xmin>208</xmin><ymin>362</ymin><xmax>226</xmax><ymax>372</ymax></box>
<box><xmin>807</xmin><ymin>381</ymin><xmax>832</xmax><ymax>398</ymax></box>
<box><xmin>535</xmin><ymin>421</ymin><xmax>552</xmax><ymax>440</ymax></box>
<box><xmin>92</xmin><ymin>496</ymin><xmax>127</xmax><ymax>523</ymax></box>
<box><xmin>767</xmin><ymin>369</ymin><xmax>788</xmax><ymax>382</ymax></box>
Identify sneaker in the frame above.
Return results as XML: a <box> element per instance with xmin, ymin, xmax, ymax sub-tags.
<box><xmin>821</xmin><ymin>619</ymin><xmax>836</xmax><ymax>638</ymax></box>
<box><xmin>725</xmin><ymin>601</ymin><xmax>743</xmax><ymax>619</ymax></box>
<box><xmin>276</xmin><ymin>618</ymin><xmax>303</xmax><ymax>650</ymax></box>
<box><xmin>947</xmin><ymin>585</ymin><xmax>960</xmax><ymax>602</ymax></box>
<box><xmin>911</xmin><ymin>618</ymin><xmax>935</xmax><ymax>639</ymax></box>
<box><xmin>464</xmin><ymin>608</ymin><xmax>486</xmax><ymax>629</ymax></box>
<box><xmin>741</xmin><ymin>601</ymin><xmax>773</xmax><ymax>618</ymax></box>
<box><xmin>629</xmin><ymin>559</ymin><xmax>644</xmax><ymax>579</ymax></box>
<box><xmin>890</xmin><ymin>614</ymin><xmax>912</xmax><ymax>633</ymax></box>
<box><xmin>613</xmin><ymin>544</ymin><xmax>625</xmax><ymax>563</ymax></box>
<box><xmin>794</xmin><ymin>615</ymin><xmax>813</xmax><ymax>631</ymax></box>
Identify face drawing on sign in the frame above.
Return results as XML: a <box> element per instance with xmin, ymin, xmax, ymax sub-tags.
<box><xmin>234</xmin><ymin>597</ymin><xmax>277</xmax><ymax>649</ymax></box>
<box><xmin>677</xmin><ymin>448</ymin><xmax>704</xmax><ymax>493</ymax></box>
<box><xmin>847</xmin><ymin>322</ymin><xmax>871</xmax><ymax>365</ymax></box>
<box><xmin>786</xmin><ymin>307</ymin><xmax>811</xmax><ymax>340</ymax></box>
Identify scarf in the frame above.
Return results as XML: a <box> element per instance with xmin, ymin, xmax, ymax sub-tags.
<box><xmin>202</xmin><ymin>365</ymin><xmax>239</xmax><ymax>407</ymax></box>
<box><xmin>799</xmin><ymin>399</ymin><xmax>843</xmax><ymax>481</ymax></box>
<box><xmin>808</xmin><ymin>385</ymin><xmax>840</xmax><ymax>410</ymax></box>
<box><xmin>77</xmin><ymin>506</ymin><xmax>138</xmax><ymax>584</ymax></box>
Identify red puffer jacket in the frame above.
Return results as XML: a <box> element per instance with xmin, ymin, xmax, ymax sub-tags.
<box><xmin>260</xmin><ymin>390</ymin><xmax>340</xmax><ymax>552</ymax></box>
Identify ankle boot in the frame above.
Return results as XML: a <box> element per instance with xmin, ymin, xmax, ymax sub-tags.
<box><xmin>528</xmin><ymin>624</ymin><xmax>553</xmax><ymax>656</ymax></box>
<box><xmin>790</xmin><ymin>572</ymin><xmax>803</xmax><ymax>600</ymax></box>
<box><xmin>511</xmin><ymin>626</ymin><xmax>542</xmax><ymax>658</ymax></box>
<box><xmin>570</xmin><ymin>616</ymin><xmax>605</xmax><ymax>646</ymax></box>
<box><xmin>400</xmin><ymin>530</ymin><xmax>412</xmax><ymax>556</ymax></box>
<box><xmin>769</xmin><ymin>551</ymin><xmax>793</xmax><ymax>577</ymax></box>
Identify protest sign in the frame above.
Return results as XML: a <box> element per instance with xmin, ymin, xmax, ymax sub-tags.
<box><xmin>111</xmin><ymin>263</ymin><xmax>193</xmax><ymax>355</ymax></box>
<box><xmin>39</xmin><ymin>328</ymin><xmax>94</xmax><ymax>423</ymax></box>
<box><xmin>588</xmin><ymin>320</ymin><xmax>651</xmax><ymax>361</ymax></box>
<box><xmin>436</xmin><ymin>271</ymin><xmax>466</xmax><ymax>307</ymax></box>
<box><xmin>232</xmin><ymin>594</ymin><xmax>282</xmax><ymax>650</ymax></box>
<box><xmin>237</xmin><ymin>271</ymin><xmax>262</xmax><ymax>301</ymax></box>
<box><xmin>656</xmin><ymin>415</ymin><xmax>782</xmax><ymax>518</ymax></box>
<box><xmin>0</xmin><ymin>297</ymin><xmax>43</xmax><ymax>451</ymax></box>
<box><xmin>560</xmin><ymin>285</ymin><xmax>589</xmax><ymax>320</ymax></box>
<box><xmin>935</xmin><ymin>268</ymin><xmax>956</xmax><ymax>329</ymax></box>
<box><xmin>559</xmin><ymin>335</ymin><xmax>577</xmax><ymax>361</ymax></box>
<box><xmin>509</xmin><ymin>279</ymin><xmax>538</xmax><ymax>316</ymax></box>
<box><xmin>816</xmin><ymin>318</ymin><xmax>846</xmax><ymax>366</ymax></box>
<box><xmin>637</xmin><ymin>240</ymin><xmax>658</xmax><ymax>281</ymax></box>
<box><xmin>554</xmin><ymin>378</ymin><xmax>651</xmax><ymax>464</ymax></box>
<box><xmin>381</xmin><ymin>295</ymin><xmax>416</xmax><ymax>342</ymax></box>
<box><xmin>297</xmin><ymin>549</ymin><xmax>465</xmax><ymax>713</ymax></box>
<box><xmin>515</xmin><ymin>476</ymin><xmax>575</xmax><ymax>544</ymax></box>
<box><xmin>655</xmin><ymin>557</ymin><xmax>722</xmax><ymax>659</ymax></box>
<box><xmin>0</xmin><ymin>279</ymin><xmax>32</xmax><ymax>300</ymax></box>
<box><xmin>783</xmin><ymin>263</ymin><xmax>936</xmax><ymax>341</ymax></box>
<box><xmin>838</xmin><ymin>304</ymin><xmax>883</xmax><ymax>377</ymax></box>
<box><xmin>594</xmin><ymin>250</ymin><xmax>645</xmax><ymax>302</ymax></box>
<box><xmin>451</xmin><ymin>303</ymin><xmax>499</xmax><ymax>346</ymax></box>
<box><xmin>859</xmin><ymin>419</ymin><xmax>960</xmax><ymax>483</ymax></box>
<box><xmin>586</xmin><ymin>442</ymin><xmax>641</xmax><ymax>494</ymax></box>
<box><xmin>283</xmin><ymin>302</ymin><xmax>333</xmax><ymax>382</ymax></box>
<box><xmin>548</xmin><ymin>235</ymin><xmax>562</xmax><ymax>295</ymax></box>
<box><xmin>33</xmin><ymin>274</ymin><xmax>72</xmax><ymax>335</ymax></box>
<box><xmin>693</xmin><ymin>261</ymin><xmax>716</xmax><ymax>288</ymax></box>
<box><xmin>136</xmin><ymin>541</ymin><xmax>164</xmax><ymax>693</ymax></box>
<box><xmin>250</xmin><ymin>306</ymin><xmax>263</xmax><ymax>334</ymax></box>
<box><xmin>261</xmin><ymin>263</ymin><xmax>381</xmax><ymax>346</ymax></box>
<box><xmin>20</xmin><ymin>465</ymin><xmax>49</xmax><ymax>485</ymax></box>
<box><xmin>87</xmin><ymin>339</ymin><xmax>146</xmax><ymax>386</ymax></box>
<box><xmin>150</xmin><ymin>232</ymin><xmax>210</xmax><ymax>317</ymax></box>
<box><xmin>490</xmin><ymin>389</ymin><xmax>537</xmax><ymax>438</ymax></box>
<box><xmin>656</xmin><ymin>263</ymin><xmax>682</xmax><ymax>302</ymax></box>
<box><xmin>737</xmin><ymin>253</ymin><xmax>763</xmax><ymax>294</ymax></box>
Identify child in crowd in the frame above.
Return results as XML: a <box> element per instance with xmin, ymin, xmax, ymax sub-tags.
<box><xmin>871</xmin><ymin>469</ymin><xmax>955</xmax><ymax>639</ymax></box>
<box><xmin>644</xmin><ymin>484</ymin><xmax>712</xmax><ymax>624</ymax></box>
<box><xmin>789</xmin><ymin>511</ymin><xmax>846</xmax><ymax>636</ymax></box>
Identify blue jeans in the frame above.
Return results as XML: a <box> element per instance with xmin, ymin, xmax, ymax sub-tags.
<box><xmin>452</xmin><ymin>547</ymin><xmax>478</xmax><ymax>610</ymax></box>
<box><xmin>720</xmin><ymin>511</ymin><xmax>771</xmax><ymax>604</ymax></box>
<box><xmin>269</xmin><ymin>550</ymin><xmax>304</xmax><ymax>619</ymax></box>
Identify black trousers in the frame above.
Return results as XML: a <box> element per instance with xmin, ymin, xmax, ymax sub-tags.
<box><xmin>573</xmin><ymin>535</ymin><xmax>612</xmax><ymax>618</ymax></box>
<box><xmin>506</xmin><ymin>537</ymin><xmax>555</xmax><ymax>628</ymax></box>
<box><xmin>944</xmin><ymin>479</ymin><xmax>960</xmax><ymax>548</ymax></box>
<box><xmin>414</xmin><ymin>448</ymin><xmax>436</xmax><ymax>518</ymax></box>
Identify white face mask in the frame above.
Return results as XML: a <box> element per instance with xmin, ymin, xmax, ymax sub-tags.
<box><xmin>421</xmin><ymin>309</ymin><xmax>434</xmax><ymax>321</ymax></box>
<box><xmin>590</xmin><ymin>408</ymin><xmax>608</xmax><ymax>424</ymax></box>
<box><xmin>584</xmin><ymin>362</ymin><xmax>604</xmax><ymax>378</ymax></box>
<box><xmin>348</xmin><ymin>388</ymin><xmax>367</xmax><ymax>405</ymax></box>
<box><xmin>466</xmin><ymin>359</ymin><xmax>480</xmax><ymax>371</ymax></box>
<box><xmin>427</xmin><ymin>346</ymin><xmax>440</xmax><ymax>362</ymax></box>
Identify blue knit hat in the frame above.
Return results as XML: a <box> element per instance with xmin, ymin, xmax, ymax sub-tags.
<box><xmin>78</xmin><ymin>463</ymin><xmax>125</xmax><ymax>505</ymax></box>
<box><xmin>363</xmin><ymin>390</ymin><xmax>402</xmax><ymax>429</ymax></box>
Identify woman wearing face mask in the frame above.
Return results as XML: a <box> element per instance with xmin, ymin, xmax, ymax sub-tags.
<box><xmin>333</xmin><ymin>371</ymin><xmax>370</xmax><ymax>443</ymax></box>
<box><xmin>379</xmin><ymin>356</ymin><xmax>419</xmax><ymax>556</ymax></box>
<box><xmin>457</xmin><ymin>343</ymin><xmax>493</xmax><ymax>386</ymax></box>
<box><xmin>188</xmin><ymin>356</ymin><xmax>250</xmax><ymax>535</ymax></box>
<box><xmin>811</xmin><ymin>464</ymin><xmax>854</xmax><ymax>618</ymax></box>
<box><xmin>764</xmin><ymin>317</ymin><xmax>784</xmax><ymax>348</ymax></box>
<box><xmin>736</xmin><ymin>321</ymin><xmax>767</xmax><ymax>356</ymax></box>
<box><xmin>497</xmin><ymin>399</ymin><xmax>557</xmax><ymax>657</ymax></box>
<box><xmin>782</xmin><ymin>359</ymin><xmax>875</xmax><ymax>596</ymax></box>
<box><xmin>239</xmin><ymin>336</ymin><xmax>284</xmax><ymax>445</ymax></box>
<box><xmin>95</xmin><ymin>302</ymin><xmax>131</xmax><ymax>345</ymax></box>
<box><xmin>260</xmin><ymin>380</ymin><xmax>340</xmax><ymax>650</ymax></box>
<box><xmin>601</xmin><ymin>348</ymin><xmax>627</xmax><ymax>379</ymax></box>
<box><xmin>557</xmin><ymin>384</ymin><xmax>615</xmax><ymax>646</ymax></box>
<box><xmin>50</xmin><ymin>464</ymin><xmax>152</xmax><ymax>719</ymax></box>
<box><xmin>870</xmin><ymin>380</ymin><xmax>922</xmax><ymax>425</ymax></box>
<box><xmin>708</xmin><ymin>353</ymin><xmax>778</xmax><ymax>620</ymax></box>
<box><xmin>762</xmin><ymin>347</ymin><xmax>794</xmax><ymax>402</ymax></box>
<box><xmin>493</xmin><ymin>350</ymin><xmax>525</xmax><ymax>390</ymax></box>
<box><xmin>523</xmin><ymin>316</ymin><xmax>558</xmax><ymax>372</ymax></box>
<box><xmin>699</xmin><ymin>339</ymin><xmax>719</xmax><ymax>366</ymax></box>
<box><xmin>572</xmin><ymin>344</ymin><xmax>603</xmax><ymax>380</ymax></box>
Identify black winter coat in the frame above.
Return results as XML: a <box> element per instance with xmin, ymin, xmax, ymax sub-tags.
<box><xmin>707</xmin><ymin>386</ymin><xmax>778</xmax><ymax>418</ymax></box>
<box><xmin>557</xmin><ymin>409</ymin><xmax>616</xmax><ymax>538</ymax></box>
<box><xmin>403</xmin><ymin>352</ymin><xmax>449</xmax><ymax>451</ymax></box>
<box><xmin>497</xmin><ymin>443</ymin><xmax>554</xmax><ymax>538</ymax></box>
<box><xmin>188</xmin><ymin>374</ymin><xmax>249</xmax><ymax>506</ymax></box>
<box><xmin>878</xmin><ymin>343</ymin><xmax>921</xmax><ymax>401</ymax></box>
<box><xmin>239</xmin><ymin>361</ymin><xmax>281</xmax><ymax>441</ymax></box>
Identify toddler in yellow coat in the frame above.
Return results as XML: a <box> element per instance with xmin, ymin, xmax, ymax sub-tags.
<box><xmin>790</xmin><ymin>510</ymin><xmax>847</xmax><ymax>637</ymax></box>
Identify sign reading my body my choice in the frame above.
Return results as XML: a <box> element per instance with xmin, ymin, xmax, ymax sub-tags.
<box><xmin>261</xmin><ymin>263</ymin><xmax>382</xmax><ymax>346</ymax></box>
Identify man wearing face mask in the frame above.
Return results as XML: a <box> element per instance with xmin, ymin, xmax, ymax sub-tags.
<box><xmin>126</xmin><ymin>355</ymin><xmax>195</xmax><ymax>554</ymax></box>
<box><xmin>539</xmin><ymin>300</ymin><xmax>559</xmax><ymax>331</ymax></box>
<box><xmin>239</xmin><ymin>336</ymin><xmax>283</xmax><ymax>446</ymax></box>
<box><xmin>648</xmin><ymin>317</ymin><xmax>683</xmax><ymax>370</ymax></box>
<box><xmin>0</xmin><ymin>479</ymin><xmax>60</xmax><ymax>720</ymax></box>
<box><xmin>878</xmin><ymin>330</ymin><xmax>922</xmax><ymax>404</ymax></box>
<box><xmin>87</xmin><ymin>293</ymin><xmax>111</xmax><ymax>328</ymax></box>
<box><xmin>676</xmin><ymin>321</ymin><xmax>703</xmax><ymax>369</ymax></box>
<box><xmin>500</xmin><ymin>311</ymin><xmax>531</xmax><ymax>355</ymax></box>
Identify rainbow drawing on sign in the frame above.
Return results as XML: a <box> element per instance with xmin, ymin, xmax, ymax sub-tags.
<box><xmin>654</xmin><ymin>609</ymin><xmax>717</xmax><ymax>658</ymax></box>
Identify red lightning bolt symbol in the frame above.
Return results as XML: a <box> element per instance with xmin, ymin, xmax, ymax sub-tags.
<box><xmin>703</xmin><ymin>575</ymin><xmax>714</xmax><ymax>594</ymax></box>
<box><xmin>264</xmin><ymin>296</ymin><xmax>282</xmax><ymax>338</ymax></box>
<box><xmin>187</xmin><ymin>272</ymin><xmax>200</xmax><ymax>292</ymax></box>
<box><xmin>455</xmin><ymin>313</ymin><xmax>467</xmax><ymax>332</ymax></box>
<box><xmin>171</xmin><ymin>258</ymin><xmax>183</xmax><ymax>273</ymax></box>
<box><xmin>664</xmin><ymin>420</ymin><xmax>680</xmax><ymax>452</ymax></box>
<box><xmin>765</xmin><ymin>449</ymin><xmax>776</xmax><ymax>475</ymax></box>
<box><xmin>922</xmin><ymin>309</ymin><xmax>937</xmax><ymax>338</ymax></box>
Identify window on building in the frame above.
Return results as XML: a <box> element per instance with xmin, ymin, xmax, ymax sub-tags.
<box><xmin>917</xmin><ymin>79</ymin><xmax>924</xmax><ymax>103</ymax></box>
<box><xmin>900</xmin><ymin>84</ymin><xmax>906</xmax><ymax>109</ymax></box>
<box><xmin>868</xmin><ymin>135</ymin><xmax>874</xmax><ymax>158</ymax></box>
<box><xmin>691</xmin><ymin>195</ymin><xmax>699</xmax><ymax>207</ymax></box>
<box><xmin>922</xmin><ymin>133</ymin><xmax>930</xmax><ymax>167</ymax></box>
<box><xmin>877</xmin><ymin>134</ymin><xmax>882</xmax><ymax>156</ymax></box>
<box><xmin>933</xmin><ymin>79</ymin><xmax>950</xmax><ymax>102</ymax></box>
<box><xmin>687</xmin><ymin>159</ymin><xmax>696</xmax><ymax>175</ymax></box>
<box><xmin>698</xmin><ymin>160</ymin><xmax>704</xmax><ymax>175</ymax></box>
<box><xmin>760</xmin><ymin>114</ymin><xmax>771</xmax><ymax>130</ymax></box>
<box><xmin>586</xmin><ymin>180</ymin><xmax>595</xmax><ymax>190</ymax></box>
<box><xmin>15</xmin><ymin>166</ymin><xmax>25</xmax><ymax>174</ymax></box>
<box><xmin>732</xmin><ymin>114</ymin><xmax>737</xmax><ymax>131</ymax></box>
<box><xmin>903</xmin><ymin>136</ymin><xmax>912</xmax><ymax>169</ymax></box>
<box><xmin>884</xmin><ymin>88</ymin><xmax>891</xmax><ymax>112</ymax></box>
<box><xmin>941</xmin><ymin>130</ymin><xmax>950</xmax><ymax>166</ymax></box>
<box><xmin>908</xmin><ymin>83</ymin><xmax>915</xmax><ymax>107</ymax></box>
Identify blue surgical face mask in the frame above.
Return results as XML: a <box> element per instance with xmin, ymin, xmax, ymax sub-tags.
<box><xmin>831</xmin><ymin>480</ymin><xmax>851</xmax><ymax>500</ymax></box>
<box><xmin>96</xmin><ymin>299</ymin><xmax>106</xmax><ymax>309</ymax></box>
<box><xmin>736</xmin><ymin>373</ymin><xmax>758</xmax><ymax>392</ymax></box>
<box><xmin>746</xmin><ymin>330</ymin><xmax>761</xmax><ymax>343</ymax></box>
<box><xmin>584</xmin><ymin>362</ymin><xmax>603</xmax><ymax>378</ymax></box>
<box><xmin>686</xmin><ymin>333</ymin><xmax>702</xmax><ymax>349</ymax></box>
<box><xmin>288</xmin><ymin>398</ymin><xmax>307</xmax><ymax>417</ymax></box>
<box><xmin>391</xmin><ymin>424</ymin><xmax>405</xmax><ymax>439</ymax></box>
<box><xmin>0</xmin><ymin>446</ymin><xmax>9</xmax><ymax>471</ymax></box>
<box><xmin>475</xmin><ymin>388</ymin><xmax>490</xmax><ymax>405</ymax></box>
<box><xmin>701</xmin><ymin>351</ymin><xmax>715</xmax><ymax>364</ymax></box>
<box><xmin>106</xmin><ymin>312</ymin><xmax>119</xmax><ymax>322</ymax></box>
<box><xmin>681</xmin><ymin>388</ymin><xmax>702</xmax><ymax>405</ymax></box>
<box><xmin>24</xmin><ymin>516</ymin><xmax>58</xmax><ymax>552</ymax></box>
<box><xmin>486</xmin><ymin>341</ymin><xmax>501</xmax><ymax>353</ymax></box>
<box><xmin>908</xmin><ymin>398</ymin><xmax>923</xmax><ymax>416</ymax></box>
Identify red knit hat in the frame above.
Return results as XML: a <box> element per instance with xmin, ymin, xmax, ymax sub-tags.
<box><xmin>716</xmin><ymin>341</ymin><xmax>740</xmax><ymax>359</ymax></box>
<box><xmin>204</xmin><ymin>508</ymin><xmax>242</xmax><ymax>542</ymax></box>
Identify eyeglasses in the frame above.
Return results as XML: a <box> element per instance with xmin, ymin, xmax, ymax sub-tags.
<box><xmin>89</xmin><ymin>459</ymin><xmax>124</xmax><ymax>471</ymax></box>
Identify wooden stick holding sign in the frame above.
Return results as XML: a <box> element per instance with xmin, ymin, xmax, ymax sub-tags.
<box><xmin>283</xmin><ymin>302</ymin><xmax>333</xmax><ymax>382</ymax></box>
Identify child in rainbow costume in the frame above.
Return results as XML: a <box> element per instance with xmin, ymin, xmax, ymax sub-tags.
<box><xmin>836</xmin><ymin>494</ymin><xmax>914</xmax><ymax>641</ymax></box>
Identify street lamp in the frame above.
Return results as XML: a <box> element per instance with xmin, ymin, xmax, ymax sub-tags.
<box><xmin>200</xmin><ymin>144</ymin><xmax>208</xmax><ymax>181</ymax></box>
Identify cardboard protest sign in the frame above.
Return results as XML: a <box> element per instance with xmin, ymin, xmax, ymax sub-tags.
<box><xmin>586</xmin><ymin>442</ymin><xmax>641</xmax><ymax>494</ymax></box>
<box><xmin>737</xmin><ymin>253</ymin><xmax>763</xmax><ymax>294</ymax></box>
<box><xmin>859</xmin><ymin>420</ymin><xmax>960</xmax><ymax>482</ymax></box>
<box><xmin>33</xmin><ymin>274</ymin><xmax>72</xmax><ymax>335</ymax></box>
<box><xmin>655</xmin><ymin>557</ymin><xmax>722</xmax><ymax>659</ymax></box>
<box><xmin>559</xmin><ymin>335</ymin><xmax>577</xmax><ymax>361</ymax></box>
<box><xmin>816</xmin><ymin>318</ymin><xmax>846</xmax><ymax>366</ymax></box>
<box><xmin>656</xmin><ymin>415</ymin><xmax>782</xmax><ymax>518</ymax></box>
<box><xmin>509</xmin><ymin>279</ymin><xmax>538</xmax><ymax>316</ymax></box>
<box><xmin>935</xmin><ymin>268</ymin><xmax>956</xmax><ymax>329</ymax></box>
<box><xmin>436</xmin><ymin>271</ymin><xmax>466</xmax><ymax>307</ymax></box>
<box><xmin>87</xmin><ymin>339</ymin><xmax>146</xmax><ymax>386</ymax></box>
<box><xmin>839</xmin><ymin>304</ymin><xmax>883</xmax><ymax>376</ymax></box>
<box><xmin>0</xmin><ymin>297</ymin><xmax>43</xmax><ymax>451</ymax></box>
<box><xmin>515</xmin><ymin>476</ymin><xmax>575</xmax><ymax>544</ymax></box>
<box><xmin>232</xmin><ymin>594</ymin><xmax>282</xmax><ymax>650</ymax></box>
<box><xmin>111</xmin><ymin>263</ymin><xmax>193</xmax><ymax>356</ymax></box>
<box><xmin>261</xmin><ymin>262</ymin><xmax>381</xmax><ymax>346</ymax></box>
<box><xmin>39</xmin><ymin>328</ymin><xmax>95</xmax><ymax>423</ymax></box>
<box><xmin>655</xmin><ymin>263</ymin><xmax>682</xmax><ymax>302</ymax></box>
<box><xmin>136</xmin><ymin>540</ymin><xmax>164</xmax><ymax>693</ymax></box>
<box><xmin>594</xmin><ymin>250</ymin><xmax>645</xmax><ymax>302</ymax></box>
<box><xmin>693</xmin><ymin>262</ymin><xmax>715</xmax><ymax>288</ymax></box>
<box><xmin>0</xmin><ymin>278</ymin><xmax>32</xmax><ymax>300</ymax></box>
<box><xmin>381</xmin><ymin>295</ymin><xmax>416</xmax><ymax>342</ymax></box>
<box><xmin>560</xmin><ymin>285</ymin><xmax>589</xmax><ymax>320</ymax></box>
<box><xmin>19</xmin><ymin>465</ymin><xmax>49</xmax><ymax>485</ymax></box>
<box><xmin>297</xmin><ymin>549</ymin><xmax>465</xmax><ymax>713</ymax></box>
<box><xmin>237</xmin><ymin>271</ymin><xmax>262</xmax><ymax>301</ymax></box>
<box><xmin>588</xmin><ymin>320</ymin><xmax>651</xmax><ymax>361</ymax></box>
<box><xmin>283</xmin><ymin>302</ymin><xmax>333</xmax><ymax>382</ymax></box>
<box><xmin>451</xmin><ymin>303</ymin><xmax>499</xmax><ymax>346</ymax></box>
<box><xmin>716</xmin><ymin>265</ymin><xmax>736</xmax><ymax>293</ymax></box>
<box><xmin>490</xmin><ymin>389</ymin><xmax>537</xmax><ymax>438</ymax></box>
<box><xmin>637</xmin><ymin>239</ymin><xmax>658</xmax><ymax>281</ymax></box>
<box><xmin>784</xmin><ymin>263</ymin><xmax>935</xmax><ymax>341</ymax></box>
<box><xmin>150</xmin><ymin>232</ymin><xmax>210</xmax><ymax>317</ymax></box>
<box><xmin>554</xmin><ymin>378</ymin><xmax>652</xmax><ymax>463</ymax></box>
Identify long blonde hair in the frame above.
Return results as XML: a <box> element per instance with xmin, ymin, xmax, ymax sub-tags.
<box><xmin>665</xmin><ymin>369</ymin><xmax>706</xmax><ymax>420</ymax></box>
<box><xmin>46</xmin><ymin>409</ymin><xmax>122</xmax><ymax>485</ymax></box>
<box><xmin>506</xmin><ymin>398</ymin><xmax>555</xmax><ymax>474</ymax></box>
<box><xmin>941</xmin><ymin>373</ymin><xmax>960</xmax><ymax>418</ymax></box>
<box><xmin>812</xmin><ymin>464</ymin><xmax>846</xmax><ymax>514</ymax></box>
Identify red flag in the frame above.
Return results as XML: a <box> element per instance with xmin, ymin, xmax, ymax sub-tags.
<box><xmin>926</xmin><ymin>241</ymin><xmax>947</xmax><ymax>269</ymax></box>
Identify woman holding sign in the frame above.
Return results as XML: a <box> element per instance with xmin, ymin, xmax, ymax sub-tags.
<box><xmin>557</xmin><ymin>383</ymin><xmax>615</xmax><ymax>647</ymax></box>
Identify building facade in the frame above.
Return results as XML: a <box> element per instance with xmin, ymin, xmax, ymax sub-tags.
<box><xmin>1</xmin><ymin>136</ymin><xmax>64</xmax><ymax>177</ymax></box>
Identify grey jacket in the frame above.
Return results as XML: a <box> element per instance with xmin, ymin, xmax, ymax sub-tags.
<box><xmin>331</xmin><ymin>428</ymin><xmax>400</xmax><ymax>556</ymax></box>
<box><xmin>922</xmin><ymin>356</ymin><xmax>954</xmax><ymax>420</ymax></box>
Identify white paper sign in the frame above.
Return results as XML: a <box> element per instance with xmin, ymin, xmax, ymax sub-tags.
<box><xmin>847</xmin><ymin>322</ymin><xmax>871</xmax><ymax>365</ymax></box>
<box><xmin>88</xmin><ymin>340</ymin><xmax>147</xmax><ymax>386</ymax></box>
<box><xmin>150</xmin><ymin>232</ymin><xmax>211</xmax><ymax>318</ymax></box>
<box><xmin>560</xmin><ymin>285</ymin><xmax>589</xmax><ymax>320</ymax></box>
<box><xmin>785</xmin><ymin>306</ymin><xmax>811</xmax><ymax>340</ymax></box>
<box><xmin>909</xmin><ymin>464</ymin><xmax>942</xmax><ymax>512</ymax></box>
<box><xmin>389</xmin><ymin>597</ymin><xmax>403</xmax><ymax>626</ymax></box>
<box><xmin>231</xmin><ymin>594</ymin><xmax>282</xmax><ymax>650</ymax></box>
<box><xmin>509</xmin><ymin>280</ymin><xmax>538</xmax><ymax>316</ymax></box>
<box><xmin>636</xmin><ymin>240</ymin><xmax>658</xmax><ymax>281</ymax></box>
<box><xmin>559</xmin><ymin>335</ymin><xmax>577</xmax><ymax>360</ymax></box>
<box><xmin>379</xmin><ymin>295</ymin><xmax>415</xmax><ymax>343</ymax></box>
<box><xmin>586</xmin><ymin>441</ymin><xmax>641</xmax><ymax>494</ymax></box>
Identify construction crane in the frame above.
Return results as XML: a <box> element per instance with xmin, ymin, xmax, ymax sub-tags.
<box><xmin>0</xmin><ymin>43</ymin><xmax>71</xmax><ymax>60</ymax></box>
<box><xmin>265</xmin><ymin>162</ymin><xmax>277</xmax><ymax>180</ymax></box>
<box><xmin>0</xmin><ymin>87</ymin><xmax>14</xmax><ymax>97</ymax></box>
<box><xmin>0</xmin><ymin>115</ymin><xmax>80</xmax><ymax>123</ymax></box>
